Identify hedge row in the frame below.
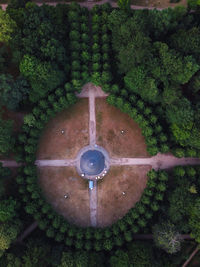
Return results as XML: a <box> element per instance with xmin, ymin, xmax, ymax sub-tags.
<box><xmin>90</xmin><ymin>4</ymin><xmax>113</xmax><ymax>87</ymax></box>
<box><xmin>68</xmin><ymin>3</ymin><xmax>91</xmax><ymax>91</ymax></box>
<box><xmin>16</xmin><ymin>84</ymin><xmax>77</xmax><ymax>163</ymax></box>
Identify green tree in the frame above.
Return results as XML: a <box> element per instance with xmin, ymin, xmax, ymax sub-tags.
<box><xmin>0</xmin><ymin>115</ymin><xmax>14</xmax><ymax>155</ymax></box>
<box><xmin>59</xmin><ymin>251</ymin><xmax>74</xmax><ymax>267</ymax></box>
<box><xmin>24</xmin><ymin>114</ymin><xmax>36</xmax><ymax>127</ymax></box>
<box><xmin>127</xmin><ymin>241</ymin><xmax>153</xmax><ymax>267</ymax></box>
<box><xmin>0</xmin><ymin>9</ymin><xmax>16</xmax><ymax>43</ymax></box>
<box><xmin>74</xmin><ymin>251</ymin><xmax>89</xmax><ymax>267</ymax></box>
<box><xmin>188</xmin><ymin>198</ymin><xmax>200</xmax><ymax>243</ymax></box>
<box><xmin>20</xmin><ymin>55</ymin><xmax>65</xmax><ymax>102</ymax></box>
<box><xmin>22</xmin><ymin>238</ymin><xmax>51</xmax><ymax>267</ymax></box>
<box><xmin>0</xmin><ymin>220</ymin><xmax>21</xmax><ymax>255</ymax></box>
<box><xmin>0</xmin><ymin>74</ymin><xmax>30</xmax><ymax>110</ymax></box>
<box><xmin>0</xmin><ymin>197</ymin><xmax>18</xmax><ymax>222</ymax></box>
<box><xmin>153</xmin><ymin>221</ymin><xmax>182</xmax><ymax>254</ymax></box>
<box><xmin>110</xmin><ymin>250</ymin><xmax>131</xmax><ymax>267</ymax></box>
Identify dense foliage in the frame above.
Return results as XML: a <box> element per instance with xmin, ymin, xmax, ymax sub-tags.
<box><xmin>0</xmin><ymin>114</ymin><xmax>15</xmax><ymax>155</ymax></box>
<box><xmin>107</xmin><ymin>7</ymin><xmax>200</xmax><ymax>156</ymax></box>
<box><xmin>0</xmin><ymin>1</ymin><xmax>200</xmax><ymax>265</ymax></box>
<box><xmin>153</xmin><ymin>166</ymin><xmax>200</xmax><ymax>247</ymax></box>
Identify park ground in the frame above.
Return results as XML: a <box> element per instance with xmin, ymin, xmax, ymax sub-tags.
<box><xmin>37</xmin><ymin>97</ymin><xmax>151</xmax><ymax>227</ymax></box>
<box><xmin>97</xmin><ymin>165</ymin><xmax>151</xmax><ymax>227</ymax></box>
<box><xmin>37</xmin><ymin>98</ymin><xmax>89</xmax><ymax>160</ymax></box>
<box><xmin>96</xmin><ymin>98</ymin><xmax>150</xmax><ymax>158</ymax></box>
<box><xmin>38</xmin><ymin>166</ymin><xmax>91</xmax><ymax>227</ymax></box>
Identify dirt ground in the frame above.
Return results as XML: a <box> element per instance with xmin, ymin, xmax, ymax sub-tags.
<box><xmin>37</xmin><ymin>98</ymin><xmax>89</xmax><ymax>160</ymax></box>
<box><xmin>97</xmin><ymin>165</ymin><xmax>151</xmax><ymax>227</ymax></box>
<box><xmin>96</xmin><ymin>99</ymin><xmax>150</xmax><ymax>158</ymax></box>
<box><xmin>38</xmin><ymin>166</ymin><xmax>91</xmax><ymax>227</ymax></box>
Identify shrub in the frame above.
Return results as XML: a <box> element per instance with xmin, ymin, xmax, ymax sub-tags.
<box><xmin>71</xmin><ymin>71</ymin><xmax>80</xmax><ymax>80</ymax></box>
<box><xmin>81</xmin><ymin>24</ymin><xmax>88</xmax><ymax>33</ymax></box>
<box><xmin>92</xmin><ymin>14</ymin><xmax>100</xmax><ymax>24</ymax></box>
<box><xmin>92</xmin><ymin>63</ymin><xmax>101</xmax><ymax>72</ymax></box>
<box><xmin>102</xmin><ymin>44</ymin><xmax>109</xmax><ymax>53</ymax></box>
<box><xmin>92</xmin><ymin>43</ymin><xmax>100</xmax><ymax>53</ymax></box>
<box><xmin>124</xmin><ymin>231</ymin><xmax>132</xmax><ymax>242</ymax></box>
<box><xmin>101</xmin><ymin>71</ymin><xmax>112</xmax><ymax>84</ymax></box>
<box><xmin>81</xmin><ymin>33</ymin><xmax>89</xmax><ymax>43</ymax></box>
<box><xmin>186</xmin><ymin>148</ymin><xmax>197</xmax><ymax>157</ymax></box>
<box><xmin>71</xmin><ymin>61</ymin><xmax>81</xmax><ymax>71</ymax></box>
<box><xmin>81</xmin><ymin>43</ymin><xmax>90</xmax><ymax>51</ymax></box>
<box><xmin>71</xmin><ymin>22</ymin><xmax>79</xmax><ymax>30</ymax></box>
<box><xmin>68</xmin><ymin>11</ymin><xmax>79</xmax><ymax>22</ymax></box>
<box><xmin>114</xmin><ymin>236</ymin><xmax>124</xmax><ymax>246</ymax></box>
<box><xmin>173</xmin><ymin>166</ymin><xmax>185</xmax><ymax>177</ymax></box>
<box><xmin>94</xmin><ymin>229</ymin><xmax>103</xmax><ymax>240</ymax></box>
<box><xmin>173</xmin><ymin>148</ymin><xmax>185</xmax><ymax>158</ymax></box>
<box><xmin>92</xmin><ymin>53</ymin><xmax>101</xmax><ymax>63</ymax></box>
<box><xmin>102</xmin><ymin>34</ymin><xmax>109</xmax><ymax>43</ymax></box>
<box><xmin>69</xmin><ymin>30</ymin><xmax>80</xmax><ymax>41</ymax></box>
<box><xmin>103</xmin><ymin>239</ymin><xmax>113</xmax><ymax>251</ymax></box>
<box><xmin>93</xmin><ymin>34</ymin><xmax>99</xmax><ymax>43</ymax></box>
<box><xmin>71</xmin><ymin>51</ymin><xmax>79</xmax><ymax>60</ymax></box>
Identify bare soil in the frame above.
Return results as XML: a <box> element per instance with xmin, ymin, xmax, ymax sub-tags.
<box><xmin>37</xmin><ymin>99</ymin><xmax>89</xmax><ymax>160</ymax></box>
<box><xmin>97</xmin><ymin>165</ymin><xmax>151</xmax><ymax>227</ymax></box>
<box><xmin>96</xmin><ymin>99</ymin><xmax>150</xmax><ymax>158</ymax></box>
<box><xmin>38</xmin><ymin>166</ymin><xmax>91</xmax><ymax>227</ymax></box>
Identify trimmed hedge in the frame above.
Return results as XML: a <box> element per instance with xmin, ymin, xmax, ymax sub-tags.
<box><xmin>68</xmin><ymin>3</ymin><xmax>91</xmax><ymax>92</ymax></box>
<box><xmin>91</xmin><ymin>4</ymin><xmax>113</xmax><ymax>87</ymax></box>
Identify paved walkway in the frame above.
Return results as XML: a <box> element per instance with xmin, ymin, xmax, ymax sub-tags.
<box><xmin>89</xmin><ymin>180</ymin><xmax>98</xmax><ymax>227</ymax></box>
<box><xmin>3</xmin><ymin>154</ymin><xmax>200</xmax><ymax>170</ymax></box>
<box><xmin>1</xmin><ymin>160</ymin><xmax>22</xmax><ymax>167</ymax></box>
<box><xmin>35</xmin><ymin>159</ymin><xmax>76</xmax><ymax>167</ymax></box>
<box><xmin>79</xmin><ymin>83</ymin><xmax>108</xmax><ymax>226</ymax></box>
<box><xmin>110</xmin><ymin>153</ymin><xmax>200</xmax><ymax>170</ymax></box>
<box><xmin>0</xmin><ymin>1</ymin><xmax>164</xmax><ymax>11</ymax></box>
<box><xmin>89</xmin><ymin>85</ymin><xmax>96</xmax><ymax>146</ymax></box>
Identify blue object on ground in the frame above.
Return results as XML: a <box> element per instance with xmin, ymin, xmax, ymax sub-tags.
<box><xmin>89</xmin><ymin>180</ymin><xmax>94</xmax><ymax>190</ymax></box>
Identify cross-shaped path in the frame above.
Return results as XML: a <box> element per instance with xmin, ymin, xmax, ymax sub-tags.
<box><xmin>1</xmin><ymin>83</ymin><xmax>200</xmax><ymax>227</ymax></box>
